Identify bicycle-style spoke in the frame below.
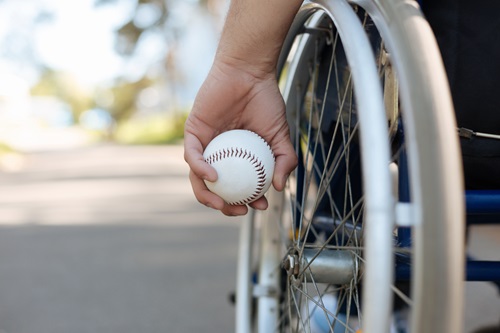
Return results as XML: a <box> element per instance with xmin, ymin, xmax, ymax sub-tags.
<box><xmin>262</xmin><ymin>6</ymin><xmax>397</xmax><ymax>332</ymax></box>
<box><xmin>241</xmin><ymin>1</ymin><xmax>464</xmax><ymax>332</ymax></box>
<box><xmin>292</xmin><ymin>285</ymin><xmax>357</xmax><ymax>333</ymax></box>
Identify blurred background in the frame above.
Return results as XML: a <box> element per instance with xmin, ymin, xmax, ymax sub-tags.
<box><xmin>0</xmin><ymin>0</ymin><xmax>498</xmax><ymax>332</ymax></box>
<box><xmin>0</xmin><ymin>0</ymin><xmax>242</xmax><ymax>332</ymax></box>
<box><xmin>0</xmin><ymin>0</ymin><xmax>226</xmax><ymax>149</ymax></box>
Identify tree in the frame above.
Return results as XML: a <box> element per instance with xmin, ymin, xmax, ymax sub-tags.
<box><xmin>30</xmin><ymin>68</ymin><xmax>94</xmax><ymax>119</ymax></box>
<box><xmin>95</xmin><ymin>0</ymin><xmax>169</xmax><ymax>56</ymax></box>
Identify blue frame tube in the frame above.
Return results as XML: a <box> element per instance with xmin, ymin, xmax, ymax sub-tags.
<box><xmin>466</xmin><ymin>190</ymin><xmax>500</xmax><ymax>224</ymax></box>
<box><xmin>395</xmin><ymin>258</ymin><xmax>500</xmax><ymax>282</ymax></box>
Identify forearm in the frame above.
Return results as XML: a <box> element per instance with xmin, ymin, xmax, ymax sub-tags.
<box><xmin>216</xmin><ymin>0</ymin><xmax>303</xmax><ymax>76</ymax></box>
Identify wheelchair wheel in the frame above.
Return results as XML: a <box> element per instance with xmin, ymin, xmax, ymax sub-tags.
<box><xmin>236</xmin><ymin>0</ymin><xmax>465</xmax><ymax>332</ymax></box>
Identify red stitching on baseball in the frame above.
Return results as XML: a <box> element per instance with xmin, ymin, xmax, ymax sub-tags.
<box><xmin>204</xmin><ymin>147</ymin><xmax>270</xmax><ymax>205</ymax></box>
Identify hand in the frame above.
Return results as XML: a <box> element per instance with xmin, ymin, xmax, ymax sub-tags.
<box><xmin>184</xmin><ymin>57</ymin><xmax>298</xmax><ymax>216</ymax></box>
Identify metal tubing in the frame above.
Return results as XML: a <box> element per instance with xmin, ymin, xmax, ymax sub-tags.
<box><xmin>302</xmin><ymin>249</ymin><xmax>357</xmax><ymax>285</ymax></box>
<box><xmin>466</xmin><ymin>191</ymin><xmax>500</xmax><ymax>225</ymax></box>
<box><xmin>466</xmin><ymin>190</ymin><xmax>500</xmax><ymax>214</ymax></box>
<box><xmin>466</xmin><ymin>260</ymin><xmax>500</xmax><ymax>282</ymax></box>
<box><xmin>395</xmin><ymin>258</ymin><xmax>500</xmax><ymax>282</ymax></box>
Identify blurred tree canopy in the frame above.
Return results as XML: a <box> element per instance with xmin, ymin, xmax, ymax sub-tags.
<box><xmin>29</xmin><ymin>0</ymin><xmax>176</xmax><ymax>124</ymax></box>
<box><xmin>97</xmin><ymin>0</ymin><xmax>169</xmax><ymax>56</ymax></box>
<box><xmin>96</xmin><ymin>0</ymin><xmax>214</xmax><ymax>55</ymax></box>
<box><xmin>31</xmin><ymin>67</ymin><xmax>155</xmax><ymax>124</ymax></box>
<box><xmin>1</xmin><ymin>0</ymin><xmax>221</xmax><ymax>135</ymax></box>
<box><xmin>31</xmin><ymin>67</ymin><xmax>94</xmax><ymax>119</ymax></box>
<box><xmin>106</xmin><ymin>77</ymin><xmax>154</xmax><ymax>121</ymax></box>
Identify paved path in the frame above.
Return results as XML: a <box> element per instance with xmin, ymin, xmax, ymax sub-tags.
<box><xmin>0</xmin><ymin>145</ymin><xmax>241</xmax><ymax>333</ymax></box>
<box><xmin>0</xmin><ymin>145</ymin><xmax>498</xmax><ymax>333</ymax></box>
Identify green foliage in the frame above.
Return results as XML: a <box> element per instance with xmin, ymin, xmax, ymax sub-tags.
<box><xmin>25</xmin><ymin>0</ymin><xmax>210</xmax><ymax>135</ymax></box>
<box><xmin>113</xmin><ymin>112</ymin><xmax>187</xmax><ymax>145</ymax></box>
<box><xmin>105</xmin><ymin>77</ymin><xmax>154</xmax><ymax>122</ymax></box>
<box><xmin>31</xmin><ymin>68</ymin><xmax>158</xmax><ymax>125</ymax></box>
<box><xmin>30</xmin><ymin>68</ymin><xmax>94</xmax><ymax>119</ymax></box>
<box><xmin>95</xmin><ymin>0</ymin><xmax>169</xmax><ymax>56</ymax></box>
<box><xmin>0</xmin><ymin>142</ymin><xmax>14</xmax><ymax>155</ymax></box>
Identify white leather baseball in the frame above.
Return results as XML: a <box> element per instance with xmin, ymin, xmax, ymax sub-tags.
<box><xmin>203</xmin><ymin>130</ymin><xmax>275</xmax><ymax>205</ymax></box>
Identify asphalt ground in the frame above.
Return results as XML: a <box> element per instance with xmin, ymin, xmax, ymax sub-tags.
<box><xmin>0</xmin><ymin>144</ymin><xmax>498</xmax><ymax>333</ymax></box>
<box><xmin>0</xmin><ymin>145</ymin><xmax>240</xmax><ymax>333</ymax></box>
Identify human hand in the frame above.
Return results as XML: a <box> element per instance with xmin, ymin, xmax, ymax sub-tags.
<box><xmin>184</xmin><ymin>57</ymin><xmax>298</xmax><ymax>216</ymax></box>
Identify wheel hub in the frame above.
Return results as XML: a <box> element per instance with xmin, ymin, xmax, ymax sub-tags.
<box><xmin>283</xmin><ymin>249</ymin><xmax>358</xmax><ymax>285</ymax></box>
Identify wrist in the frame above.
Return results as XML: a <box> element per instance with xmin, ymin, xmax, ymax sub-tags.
<box><xmin>214</xmin><ymin>0</ymin><xmax>302</xmax><ymax>78</ymax></box>
<box><xmin>214</xmin><ymin>50</ymin><xmax>277</xmax><ymax>81</ymax></box>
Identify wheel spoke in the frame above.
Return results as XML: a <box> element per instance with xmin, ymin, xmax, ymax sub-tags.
<box><xmin>245</xmin><ymin>4</ymin><xmax>453</xmax><ymax>332</ymax></box>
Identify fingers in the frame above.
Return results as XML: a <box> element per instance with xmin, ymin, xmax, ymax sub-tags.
<box><xmin>249</xmin><ymin>196</ymin><xmax>268</xmax><ymax>211</ymax></box>
<box><xmin>221</xmin><ymin>196</ymin><xmax>268</xmax><ymax>216</ymax></box>
<box><xmin>189</xmin><ymin>171</ymin><xmax>269</xmax><ymax>217</ymax></box>
<box><xmin>190</xmin><ymin>170</ymin><xmax>260</xmax><ymax>216</ymax></box>
<box><xmin>185</xmin><ymin>130</ymin><xmax>251</xmax><ymax>216</ymax></box>
<box><xmin>221</xmin><ymin>204</ymin><xmax>249</xmax><ymax>216</ymax></box>
<box><xmin>184</xmin><ymin>133</ymin><xmax>218</xmax><ymax>182</ymax></box>
<box><xmin>185</xmin><ymin>127</ymin><xmax>295</xmax><ymax>215</ymax></box>
<box><xmin>189</xmin><ymin>170</ymin><xmax>225</xmax><ymax>210</ymax></box>
<box><xmin>272</xmin><ymin>137</ymin><xmax>298</xmax><ymax>191</ymax></box>
<box><xmin>185</xmin><ymin>134</ymin><xmax>243</xmax><ymax>216</ymax></box>
<box><xmin>220</xmin><ymin>196</ymin><xmax>269</xmax><ymax>216</ymax></box>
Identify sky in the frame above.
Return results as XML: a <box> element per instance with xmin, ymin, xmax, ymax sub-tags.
<box><xmin>0</xmin><ymin>0</ymin><xmax>222</xmax><ymax>150</ymax></box>
<box><xmin>33</xmin><ymin>0</ymin><xmax>133</xmax><ymax>85</ymax></box>
<box><xmin>0</xmin><ymin>0</ymin><xmax>129</xmax><ymax>87</ymax></box>
<box><xmin>0</xmin><ymin>0</ymin><xmax>219</xmax><ymax>95</ymax></box>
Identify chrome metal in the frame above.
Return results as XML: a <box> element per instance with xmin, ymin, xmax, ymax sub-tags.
<box><xmin>458</xmin><ymin>127</ymin><xmax>500</xmax><ymax>141</ymax></box>
<box><xmin>292</xmin><ymin>249</ymin><xmax>358</xmax><ymax>285</ymax></box>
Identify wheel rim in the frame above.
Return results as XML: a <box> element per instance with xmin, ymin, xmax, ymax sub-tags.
<box><xmin>275</xmin><ymin>6</ymin><xmax>394</xmax><ymax>332</ymax></box>
<box><xmin>239</xmin><ymin>1</ymin><xmax>464</xmax><ymax>332</ymax></box>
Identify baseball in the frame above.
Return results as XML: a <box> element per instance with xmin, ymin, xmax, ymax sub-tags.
<box><xmin>203</xmin><ymin>130</ymin><xmax>275</xmax><ymax>205</ymax></box>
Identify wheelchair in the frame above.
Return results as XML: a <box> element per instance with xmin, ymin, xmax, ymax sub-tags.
<box><xmin>234</xmin><ymin>0</ymin><xmax>500</xmax><ymax>332</ymax></box>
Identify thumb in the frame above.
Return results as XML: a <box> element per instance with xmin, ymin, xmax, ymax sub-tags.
<box><xmin>272</xmin><ymin>140</ymin><xmax>298</xmax><ymax>191</ymax></box>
